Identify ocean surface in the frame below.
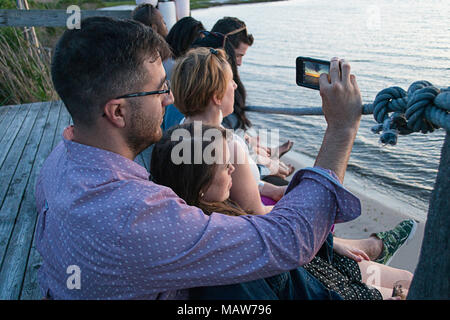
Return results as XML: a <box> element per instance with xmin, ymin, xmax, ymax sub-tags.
<box><xmin>193</xmin><ymin>0</ymin><xmax>450</xmax><ymax>218</ymax></box>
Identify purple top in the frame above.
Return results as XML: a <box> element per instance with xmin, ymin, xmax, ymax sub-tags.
<box><xmin>34</xmin><ymin>130</ymin><xmax>360</xmax><ymax>299</ymax></box>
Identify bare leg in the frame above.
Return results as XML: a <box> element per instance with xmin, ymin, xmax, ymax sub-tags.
<box><xmin>358</xmin><ymin>259</ymin><xmax>413</xmax><ymax>290</ymax></box>
<box><xmin>370</xmin><ymin>285</ymin><xmax>402</xmax><ymax>300</ymax></box>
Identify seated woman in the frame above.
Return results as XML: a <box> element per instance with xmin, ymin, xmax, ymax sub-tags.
<box><xmin>191</xmin><ymin>31</ymin><xmax>295</xmax><ymax>182</ymax></box>
<box><xmin>211</xmin><ymin>16</ymin><xmax>294</xmax><ymax>165</ymax></box>
<box><xmin>151</xmin><ymin>47</ymin><xmax>415</xmax><ymax>299</ymax></box>
<box><xmin>164</xmin><ymin>16</ymin><xmax>205</xmax><ymax>80</ymax></box>
<box><xmin>162</xmin><ymin>16</ymin><xmax>206</xmax><ymax>130</ymax></box>
<box><xmin>171</xmin><ymin>47</ymin><xmax>284</xmax><ymax>214</ymax></box>
<box><xmin>132</xmin><ymin>3</ymin><xmax>168</xmax><ymax>38</ymax></box>
<box><xmin>151</xmin><ymin>122</ymin><xmax>413</xmax><ymax>300</ymax></box>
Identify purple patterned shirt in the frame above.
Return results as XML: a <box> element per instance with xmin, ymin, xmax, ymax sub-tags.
<box><xmin>34</xmin><ymin>130</ymin><xmax>360</xmax><ymax>299</ymax></box>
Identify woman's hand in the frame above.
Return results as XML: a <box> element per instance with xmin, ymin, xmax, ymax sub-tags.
<box><xmin>333</xmin><ymin>240</ymin><xmax>370</xmax><ymax>262</ymax></box>
<box><xmin>260</xmin><ymin>183</ymin><xmax>287</xmax><ymax>202</ymax></box>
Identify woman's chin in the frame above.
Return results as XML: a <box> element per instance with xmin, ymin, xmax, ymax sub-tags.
<box><xmin>223</xmin><ymin>109</ymin><xmax>234</xmax><ymax>117</ymax></box>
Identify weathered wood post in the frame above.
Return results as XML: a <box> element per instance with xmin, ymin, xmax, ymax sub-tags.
<box><xmin>16</xmin><ymin>0</ymin><xmax>40</xmax><ymax>48</ymax></box>
<box><xmin>408</xmin><ymin>131</ymin><xmax>450</xmax><ymax>299</ymax></box>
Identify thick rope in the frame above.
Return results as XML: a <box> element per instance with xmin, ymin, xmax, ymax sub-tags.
<box><xmin>368</xmin><ymin>81</ymin><xmax>450</xmax><ymax>145</ymax></box>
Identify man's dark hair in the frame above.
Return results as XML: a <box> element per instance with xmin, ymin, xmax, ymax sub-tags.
<box><xmin>166</xmin><ymin>17</ymin><xmax>205</xmax><ymax>58</ymax></box>
<box><xmin>51</xmin><ymin>16</ymin><xmax>170</xmax><ymax>127</ymax></box>
<box><xmin>211</xmin><ymin>17</ymin><xmax>254</xmax><ymax>49</ymax></box>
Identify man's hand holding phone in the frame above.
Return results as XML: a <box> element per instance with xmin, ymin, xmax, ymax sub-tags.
<box><xmin>314</xmin><ymin>57</ymin><xmax>362</xmax><ymax>182</ymax></box>
<box><xmin>319</xmin><ymin>58</ymin><xmax>362</xmax><ymax>132</ymax></box>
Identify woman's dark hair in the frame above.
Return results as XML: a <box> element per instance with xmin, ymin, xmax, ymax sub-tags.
<box><xmin>166</xmin><ymin>17</ymin><xmax>205</xmax><ymax>58</ymax></box>
<box><xmin>192</xmin><ymin>32</ymin><xmax>252</xmax><ymax>130</ymax></box>
<box><xmin>51</xmin><ymin>16</ymin><xmax>170</xmax><ymax>127</ymax></box>
<box><xmin>151</xmin><ymin>123</ymin><xmax>248</xmax><ymax>216</ymax></box>
<box><xmin>132</xmin><ymin>4</ymin><xmax>168</xmax><ymax>37</ymax></box>
<box><xmin>211</xmin><ymin>17</ymin><xmax>254</xmax><ymax>49</ymax></box>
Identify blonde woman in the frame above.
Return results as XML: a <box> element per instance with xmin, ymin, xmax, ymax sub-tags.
<box><xmin>171</xmin><ymin>47</ymin><xmax>285</xmax><ymax>215</ymax></box>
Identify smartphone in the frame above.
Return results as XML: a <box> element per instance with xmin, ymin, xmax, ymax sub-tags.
<box><xmin>296</xmin><ymin>57</ymin><xmax>330</xmax><ymax>90</ymax></box>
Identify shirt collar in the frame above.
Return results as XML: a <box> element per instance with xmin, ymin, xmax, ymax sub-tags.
<box><xmin>62</xmin><ymin>126</ymin><xmax>150</xmax><ymax>180</ymax></box>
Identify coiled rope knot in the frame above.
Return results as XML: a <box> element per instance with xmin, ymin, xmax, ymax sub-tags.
<box><xmin>370</xmin><ymin>81</ymin><xmax>450</xmax><ymax>145</ymax></box>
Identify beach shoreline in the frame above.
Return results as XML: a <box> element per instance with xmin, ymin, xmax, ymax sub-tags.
<box><xmin>282</xmin><ymin>150</ymin><xmax>426</xmax><ymax>273</ymax></box>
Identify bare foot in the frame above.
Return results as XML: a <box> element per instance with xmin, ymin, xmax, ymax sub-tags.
<box><xmin>270</xmin><ymin>140</ymin><xmax>294</xmax><ymax>158</ymax></box>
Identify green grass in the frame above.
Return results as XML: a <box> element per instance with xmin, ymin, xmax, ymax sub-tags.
<box><xmin>100</xmin><ymin>1</ymin><xmax>135</xmax><ymax>7</ymax></box>
<box><xmin>0</xmin><ymin>0</ymin><xmax>282</xmax><ymax>105</ymax></box>
<box><xmin>0</xmin><ymin>28</ymin><xmax>57</xmax><ymax>106</ymax></box>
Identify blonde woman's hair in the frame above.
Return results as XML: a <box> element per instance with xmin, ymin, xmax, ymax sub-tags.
<box><xmin>171</xmin><ymin>47</ymin><xmax>230</xmax><ymax>116</ymax></box>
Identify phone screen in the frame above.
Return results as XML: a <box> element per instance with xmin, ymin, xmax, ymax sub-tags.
<box><xmin>296</xmin><ymin>57</ymin><xmax>330</xmax><ymax>90</ymax></box>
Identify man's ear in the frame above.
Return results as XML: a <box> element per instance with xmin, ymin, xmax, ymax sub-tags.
<box><xmin>102</xmin><ymin>99</ymin><xmax>126</xmax><ymax>128</ymax></box>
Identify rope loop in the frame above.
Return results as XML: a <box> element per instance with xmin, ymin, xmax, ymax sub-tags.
<box><xmin>372</xmin><ymin>86</ymin><xmax>407</xmax><ymax>123</ymax></box>
<box><xmin>371</xmin><ymin>80</ymin><xmax>449</xmax><ymax>145</ymax></box>
<box><xmin>405</xmin><ymin>85</ymin><xmax>440</xmax><ymax>133</ymax></box>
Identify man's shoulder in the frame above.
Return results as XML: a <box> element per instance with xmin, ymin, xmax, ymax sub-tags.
<box><xmin>37</xmin><ymin>141</ymin><xmax>65</xmax><ymax>181</ymax></box>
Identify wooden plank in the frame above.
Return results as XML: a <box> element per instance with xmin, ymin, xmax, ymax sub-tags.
<box><xmin>0</xmin><ymin>101</ymin><xmax>53</xmax><ymax>299</ymax></box>
<box><xmin>20</xmin><ymin>101</ymin><xmax>63</xmax><ymax>300</ymax></box>
<box><xmin>0</xmin><ymin>105</ymin><xmax>14</xmax><ymax>144</ymax></box>
<box><xmin>0</xmin><ymin>103</ymin><xmax>35</xmax><ymax>208</ymax></box>
<box><xmin>20</xmin><ymin>101</ymin><xmax>70</xmax><ymax>299</ymax></box>
<box><xmin>0</xmin><ymin>9</ymin><xmax>132</xmax><ymax>27</ymax></box>
<box><xmin>0</xmin><ymin>105</ymin><xmax>23</xmax><ymax>165</ymax></box>
<box><xmin>51</xmin><ymin>101</ymin><xmax>70</xmax><ymax>150</ymax></box>
<box><xmin>0</xmin><ymin>105</ymin><xmax>10</xmax><ymax>123</ymax></box>
<box><xmin>0</xmin><ymin>104</ymin><xmax>30</xmax><ymax>166</ymax></box>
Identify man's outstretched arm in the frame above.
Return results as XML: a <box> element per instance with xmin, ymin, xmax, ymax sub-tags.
<box><xmin>314</xmin><ymin>58</ymin><xmax>362</xmax><ymax>182</ymax></box>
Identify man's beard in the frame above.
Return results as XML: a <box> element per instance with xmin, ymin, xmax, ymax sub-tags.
<box><xmin>126</xmin><ymin>100</ymin><xmax>162</xmax><ymax>155</ymax></box>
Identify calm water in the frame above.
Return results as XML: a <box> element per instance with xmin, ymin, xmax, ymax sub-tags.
<box><xmin>193</xmin><ymin>0</ymin><xmax>450</xmax><ymax>217</ymax></box>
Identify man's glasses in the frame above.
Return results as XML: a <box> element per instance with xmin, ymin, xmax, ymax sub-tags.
<box><xmin>102</xmin><ymin>80</ymin><xmax>171</xmax><ymax>117</ymax></box>
<box><xmin>115</xmin><ymin>80</ymin><xmax>171</xmax><ymax>99</ymax></box>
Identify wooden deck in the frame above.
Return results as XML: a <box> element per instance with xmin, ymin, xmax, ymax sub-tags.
<box><xmin>0</xmin><ymin>101</ymin><xmax>151</xmax><ymax>299</ymax></box>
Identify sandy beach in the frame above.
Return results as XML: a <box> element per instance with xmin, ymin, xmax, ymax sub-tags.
<box><xmin>282</xmin><ymin>151</ymin><xmax>426</xmax><ymax>273</ymax></box>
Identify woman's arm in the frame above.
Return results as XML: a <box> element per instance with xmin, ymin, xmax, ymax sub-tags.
<box><xmin>260</xmin><ymin>182</ymin><xmax>287</xmax><ymax>202</ymax></box>
<box><xmin>228</xmin><ymin>139</ymin><xmax>269</xmax><ymax>215</ymax></box>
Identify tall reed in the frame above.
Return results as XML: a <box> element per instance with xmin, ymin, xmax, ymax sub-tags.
<box><xmin>0</xmin><ymin>28</ymin><xmax>57</xmax><ymax>106</ymax></box>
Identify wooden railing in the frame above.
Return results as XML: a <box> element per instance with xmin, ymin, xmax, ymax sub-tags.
<box><xmin>0</xmin><ymin>9</ymin><xmax>132</xmax><ymax>27</ymax></box>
